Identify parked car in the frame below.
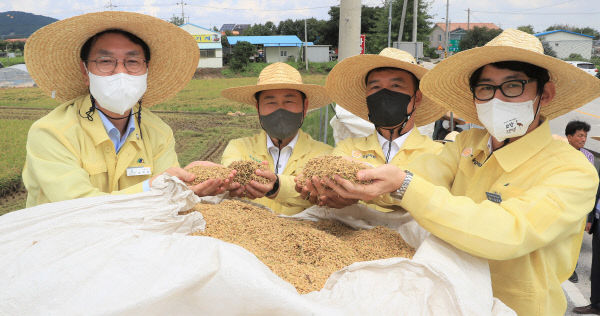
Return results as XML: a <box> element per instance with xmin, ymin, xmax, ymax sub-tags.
<box><xmin>565</xmin><ymin>61</ymin><xmax>598</xmax><ymax>76</ymax></box>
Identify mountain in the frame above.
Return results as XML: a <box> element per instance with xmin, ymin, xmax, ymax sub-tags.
<box><xmin>0</xmin><ymin>11</ymin><xmax>58</xmax><ymax>39</ymax></box>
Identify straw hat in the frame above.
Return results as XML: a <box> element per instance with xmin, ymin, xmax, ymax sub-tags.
<box><xmin>591</xmin><ymin>136</ymin><xmax>600</xmax><ymax>141</ymax></box>
<box><xmin>25</xmin><ymin>11</ymin><xmax>199</xmax><ymax>107</ymax></box>
<box><xmin>420</xmin><ymin>29</ymin><xmax>600</xmax><ymax>126</ymax></box>
<box><xmin>325</xmin><ymin>47</ymin><xmax>446</xmax><ymax>126</ymax></box>
<box><xmin>221</xmin><ymin>62</ymin><xmax>331</xmax><ymax>109</ymax></box>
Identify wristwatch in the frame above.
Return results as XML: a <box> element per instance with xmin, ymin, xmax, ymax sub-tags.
<box><xmin>389</xmin><ymin>170</ymin><xmax>413</xmax><ymax>201</ymax></box>
<box><xmin>266</xmin><ymin>175</ymin><xmax>280</xmax><ymax>198</ymax></box>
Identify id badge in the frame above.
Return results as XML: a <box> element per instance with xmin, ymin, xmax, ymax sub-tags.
<box><xmin>127</xmin><ymin>166</ymin><xmax>152</xmax><ymax>177</ymax></box>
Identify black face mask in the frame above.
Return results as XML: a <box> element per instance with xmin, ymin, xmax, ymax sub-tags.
<box><xmin>366</xmin><ymin>88</ymin><xmax>414</xmax><ymax>128</ymax></box>
<box><xmin>259</xmin><ymin>108</ymin><xmax>304</xmax><ymax>142</ymax></box>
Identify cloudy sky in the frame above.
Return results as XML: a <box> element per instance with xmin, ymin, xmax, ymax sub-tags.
<box><xmin>1</xmin><ymin>0</ymin><xmax>599</xmax><ymax>34</ymax></box>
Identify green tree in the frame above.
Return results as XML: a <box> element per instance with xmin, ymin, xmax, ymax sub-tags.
<box><xmin>517</xmin><ymin>25</ymin><xmax>535</xmax><ymax>34</ymax></box>
<box><xmin>545</xmin><ymin>25</ymin><xmax>600</xmax><ymax>39</ymax></box>
<box><xmin>229</xmin><ymin>41</ymin><xmax>256</xmax><ymax>72</ymax></box>
<box><xmin>459</xmin><ymin>26</ymin><xmax>503</xmax><ymax>51</ymax></box>
<box><xmin>243</xmin><ymin>22</ymin><xmax>278</xmax><ymax>36</ymax></box>
<box><xmin>168</xmin><ymin>15</ymin><xmax>184</xmax><ymax>26</ymax></box>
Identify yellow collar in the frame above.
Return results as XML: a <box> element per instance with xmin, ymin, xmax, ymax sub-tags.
<box><xmin>492</xmin><ymin>118</ymin><xmax>552</xmax><ymax>172</ymax></box>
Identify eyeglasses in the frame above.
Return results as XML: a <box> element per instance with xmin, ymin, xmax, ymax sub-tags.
<box><xmin>86</xmin><ymin>56</ymin><xmax>147</xmax><ymax>74</ymax></box>
<box><xmin>471</xmin><ymin>79</ymin><xmax>536</xmax><ymax>101</ymax></box>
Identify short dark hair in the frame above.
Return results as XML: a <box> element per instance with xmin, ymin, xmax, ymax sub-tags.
<box><xmin>254</xmin><ymin>90</ymin><xmax>307</xmax><ymax>103</ymax></box>
<box><xmin>364</xmin><ymin>67</ymin><xmax>419</xmax><ymax>93</ymax></box>
<box><xmin>80</xmin><ymin>29</ymin><xmax>151</xmax><ymax>62</ymax></box>
<box><xmin>469</xmin><ymin>61</ymin><xmax>550</xmax><ymax>95</ymax></box>
<box><xmin>565</xmin><ymin>120</ymin><xmax>591</xmax><ymax>136</ymax></box>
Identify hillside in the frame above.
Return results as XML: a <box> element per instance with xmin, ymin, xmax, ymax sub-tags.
<box><xmin>0</xmin><ymin>11</ymin><xmax>57</xmax><ymax>39</ymax></box>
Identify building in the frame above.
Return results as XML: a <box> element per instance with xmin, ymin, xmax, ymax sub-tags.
<box><xmin>305</xmin><ymin>45</ymin><xmax>331</xmax><ymax>63</ymax></box>
<box><xmin>180</xmin><ymin>23</ymin><xmax>223</xmax><ymax>68</ymax></box>
<box><xmin>227</xmin><ymin>35</ymin><xmax>306</xmax><ymax>63</ymax></box>
<box><xmin>429</xmin><ymin>23</ymin><xmax>500</xmax><ymax>52</ymax></box>
<box><xmin>220</xmin><ymin>24</ymin><xmax>251</xmax><ymax>35</ymax></box>
<box><xmin>535</xmin><ymin>30</ymin><xmax>594</xmax><ymax>60</ymax></box>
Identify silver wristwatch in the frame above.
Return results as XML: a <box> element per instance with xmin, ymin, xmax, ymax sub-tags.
<box><xmin>390</xmin><ymin>170</ymin><xmax>414</xmax><ymax>201</ymax></box>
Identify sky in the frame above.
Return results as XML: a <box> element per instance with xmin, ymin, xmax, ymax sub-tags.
<box><xmin>1</xmin><ymin>0</ymin><xmax>599</xmax><ymax>34</ymax></box>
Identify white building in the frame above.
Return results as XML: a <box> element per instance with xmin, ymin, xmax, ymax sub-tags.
<box><xmin>180</xmin><ymin>23</ymin><xmax>223</xmax><ymax>68</ymax></box>
<box><xmin>535</xmin><ymin>30</ymin><xmax>594</xmax><ymax>60</ymax></box>
<box><xmin>306</xmin><ymin>45</ymin><xmax>331</xmax><ymax>63</ymax></box>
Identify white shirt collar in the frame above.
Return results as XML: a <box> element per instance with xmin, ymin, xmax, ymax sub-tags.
<box><xmin>377</xmin><ymin>128</ymin><xmax>413</xmax><ymax>162</ymax></box>
<box><xmin>266</xmin><ymin>132</ymin><xmax>299</xmax><ymax>151</ymax></box>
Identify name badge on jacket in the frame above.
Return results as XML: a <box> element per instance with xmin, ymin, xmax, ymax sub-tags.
<box><xmin>127</xmin><ymin>167</ymin><xmax>152</xmax><ymax>176</ymax></box>
<box><xmin>485</xmin><ymin>192</ymin><xmax>502</xmax><ymax>203</ymax></box>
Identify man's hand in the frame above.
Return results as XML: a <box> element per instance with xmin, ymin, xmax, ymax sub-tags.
<box><xmin>295</xmin><ymin>174</ymin><xmax>320</xmax><ymax>205</ymax></box>
<box><xmin>311</xmin><ymin>176</ymin><xmax>358</xmax><ymax>208</ymax></box>
<box><xmin>586</xmin><ymin>222</ymin><xmax>593</xmax><ymax>233</ymax></box>
<box><xmin>244</xmin><ymin>166</ymin><xmax>278</xmax><ymax>199</ymax></box>
<box><xmin>149</xmin><ymin>161</ymin><xmax>235</xmax><ymax>197</ymax></box>
<box><xmin>325</xmin><ymin>164</ymin><xmax>406</xmax><ymax>201</ymax></box>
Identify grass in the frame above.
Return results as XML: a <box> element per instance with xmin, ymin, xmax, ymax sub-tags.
<box><xmin>302</xmin><ymin>106</ymin><xmax>336</xmax><ymax>146</ymax></box>
<box><xmin>221</xmin><ymin>61</ymin><xmax>337</xmax><ymax>78</ymax></box>
<box><xmin>0</xmin><ymin>56</ymin><xmax>25</xmax><ymax>67</ymax></box>
<box><xmin>0</xmin><ymin>119</ymin><xmax>34</xmax><ymax>197</ymax></box>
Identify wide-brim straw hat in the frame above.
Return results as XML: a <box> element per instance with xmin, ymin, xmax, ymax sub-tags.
<box><xmin>420</xmin><ymin>29</ymin><xmax>600</xmax><ymax>125</ymax></box>
<box><xmin>25</xmin><ymin>11</ymin><xmax>199</xmax><ymax>107</ymax></box>
<box><xmin>221</xmin><ymin>62</ymin><xmax>331</xmax><ymax>110</ymax></box>
<box><xmin>325</xmin><ymin>47</ymin><xmax>446</xmax><ymax>126</ymax></box>
<box><xmin>591</xmin><ymin>136</ymin><xmax>600</xmax><ymax>141</ymax></box>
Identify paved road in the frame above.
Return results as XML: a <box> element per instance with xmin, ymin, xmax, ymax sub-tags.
<box><xmin>564</xmin><ymin>232</ymin><xmax>593</xmax><ymax>315</ymax></box>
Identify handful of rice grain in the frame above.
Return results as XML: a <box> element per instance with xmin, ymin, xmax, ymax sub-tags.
<box><xmin>185</xmin><ymin>165</ymin><xmax>233</xmax><ymax>185</ymax></box>
<box><xmin>228</xmin><ymin>160</ymin><xmax>270</xmax><ymax>185</ymax></box>
<box><xmin>297</xmin><ymin>155</ymin><xmax>372</xmax><ymax>187</ymax></box>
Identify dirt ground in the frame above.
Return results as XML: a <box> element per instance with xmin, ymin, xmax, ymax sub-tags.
<box><xmin>0</xmin><ymin>107</ymin><xmax>260</xmax><ymax>214</ymax></box>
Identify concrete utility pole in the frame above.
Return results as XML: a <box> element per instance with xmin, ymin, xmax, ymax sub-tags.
<box><xmin>412</xmin><ymin>0</ymin><xmax>418</xmax><ymax>42</ymax></box>
<box><xmin>467</xmin><ymin>8</ymin><xmax>470</xmax><ymax>30</ymax></box>
<box><xmin>387</xmin><ymin>0</ymin><xmax>393</xmax><ymax>47</ymax></box>
<box><xmin>398</xmin><ymin>0</ymin><xmax>408</xmax><ymax>44</ymax></box>
<box><xmin>176</xmin><ymin>1</ymin><xmax>187</xmax><ymax>20</ymax></box>
<box><xmin>304</xmin><ymin>19</ymin><xmax>309</xmax><ymax>71</ymax></box>
<box><xmin>338</xmin><ymin>0</ymin><xmax>361</xmax><ymax>61</ymax></box>
<box><xmin>444</xmin><ymin>0</ymin><xmax>449</xmax><ymax>58</ymax></box>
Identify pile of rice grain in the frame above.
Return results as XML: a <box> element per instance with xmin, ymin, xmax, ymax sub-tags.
<box><xmin>297</xmin><ymin>155</ymin><xmax>372</xmax><ymax>187</ymax></box>
<box><xmin>185</xmin><ymin>165</ymin><xmax>233</xmax><ymax>185</ymax></box>
<box><xmin>227</xmin><ymin>160</ymin><xmax>270</xmax><ymax>185</ymax></box>
<box><xmin>188</xmin><ymin>200</ymin><xmax>414</xmax><ymax>293</ymax></box>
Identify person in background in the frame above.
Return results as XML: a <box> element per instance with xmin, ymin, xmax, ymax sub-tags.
<box><xmin>220</xmin><ymin>62</ymin><xmax>332</xmax><ymax>215</ymax></box>
<box><xmin>22</xmin><ymin>11</ymin><xmax>231</xmax><ymax>207</ymax></box>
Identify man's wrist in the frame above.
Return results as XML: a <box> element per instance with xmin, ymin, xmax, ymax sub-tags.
<box><xmin>389</xmin><ymin>170</ymin><xmax>413</xmax><ymax>201</ymax></box>
<box><xmin>266</xmin><ymin>175</ymin><xmax>280</xmax><ymax>198</ymax></box>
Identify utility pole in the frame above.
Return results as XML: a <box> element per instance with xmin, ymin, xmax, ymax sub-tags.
<box><xmin>338</xmin><ymin>0</ymin><xmax>361</xmax><ymax>61</ymax></box>
<box><xmin>105</xmin><ymin>0</ymin><xmax>117</xmax><ymax>10</ymax></box>
<box><xmin>398</xmin><ymin>0</ymin><xmax>408</xmax><ymax>44</ymax></box>
<box><xmin>467</xmin><ymin>8</ymin><xmax>470</xmax><ymax>30</ymax></box>
<box><xmin>387</xmin><ymin>0</ymin><xmax>392</xmax><ymax>47</ymax></box>
<box><xmin>304</xmin><ymin>19</ymin><xmax>309</xmax><ymax>71</ymax></box>
<box><xmin>176</xmin><ymin>1</ymin><xmax>187</xmax><ymax>20</ymax></box>
<box><xmin>444</xmin><ymin>0</ymin><xmax>449</xmax><ymax>58</ymax></box>
<box><xmin>412</xmin><ymin>0</ymin><xmax>417</xmax><ymax>42</ymax></box>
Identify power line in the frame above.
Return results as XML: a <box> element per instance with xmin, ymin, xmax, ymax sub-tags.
<box><xmin>471</xmin><ymin>10</ymin><xmax>600</xmax><ymax>16</ymax></box>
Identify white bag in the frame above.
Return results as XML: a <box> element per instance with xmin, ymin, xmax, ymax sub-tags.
<box><xmin>0</xmin><ymin>175</ymin><xmax>514</xmax><ymax>315</ymax></box>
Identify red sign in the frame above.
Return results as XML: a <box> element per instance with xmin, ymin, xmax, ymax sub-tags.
<box><xmin>360</xmin><ymin>34</ymin><xmax>366</xmax><ymax>54</ymax></box>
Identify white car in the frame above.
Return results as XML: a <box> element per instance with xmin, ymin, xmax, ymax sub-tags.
<box><xmin>565</xmin><ymin>61</ymin><xmax>598</xmax><ymax>76</ymax></box>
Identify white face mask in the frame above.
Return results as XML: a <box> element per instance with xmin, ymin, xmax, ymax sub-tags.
<box><xmin>88</xmin><ymin>71</ymin><xmax>147</xmax><ymax>115</ymax></box>
<box><xmin>476</xmin><ymin>96</ymin><xmax>538</xmax><ymax>142</ymax></box>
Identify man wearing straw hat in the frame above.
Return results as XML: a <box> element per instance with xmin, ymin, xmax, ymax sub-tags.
<box><xmin>322</xmin><ymin>29</ymin><xmax>600</xmax><ymax>315</ymax></box>
<box><xmin>22</xmin><ymin>11</ymin><xmax>231</xmax><ymax>207</ymax></box>
<box><xmin>220</xmin><ymin>62</ymin><xmax>332</xmax><ymax>215</ymax></box>
<box><xmin>297</xmin><ymin>47</ymin><xmax>445</xmax><ymax>210</ymax></box>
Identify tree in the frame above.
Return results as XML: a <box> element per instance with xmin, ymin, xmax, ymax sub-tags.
<box><xmin>168</xmin><ymin>15</ymin><xmax>184</xmax><ymax>26</ymax></box>
<box><xmin>459</xmin><ymin>26</ymin><xmax>503</xmax><ymax>51</ymax></box>
<box><xmin>545</xmin><ymin>24</ymin><xmax>600</xmax><ymax>39</ymax></box>
<box><xmin>517</xmin><ymin>25</ymin><xmax>535</xmax><ymax>34</ymax></box>
<box><xmin>229</xmin><ymin>41</ymin><xmax>256</xmax><ymax>72</ymax></box>
<box><xmin>243</xmin><ymin>22</ymin><xmax>277</xmax><ymax>36</ymax></box>
<box><xmin>542</xmin><ymin>41</ymin><xmax>557</xmax><ymax>57</ymax></box>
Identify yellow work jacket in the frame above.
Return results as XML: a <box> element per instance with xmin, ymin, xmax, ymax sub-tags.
<box><xmin>221</xmin><ymin>129</ymin><xmax>332</xmax><ymax>215</ymax></box>
<box><xmin>23</xmin><ymin>94</ymin><xmax>179</xmax><ymax>207</ymax></box>
<box><xmin>333</xmin><ymin>129</ymin><xmax>442</xmax><ymax>212</ymax></box>
<box><xmin>390</xmin><ymin>120</ymin><xmax>598</xmax><ymax>315</ymax></box>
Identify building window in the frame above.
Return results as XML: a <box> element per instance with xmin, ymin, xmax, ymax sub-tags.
<box><xmin>280</xmin><ymin>50</ymin><xmax>287</xmax><ymax>57</ymax></box>
<box><xmin>200</xmin><ymin>49</ymin><xmax>216</xmax><ymax>58</ymax></box>
<box><xmin>438</xmin><ymin>35</ymin><xmax>442</xmax><ymax>41</ymax></box>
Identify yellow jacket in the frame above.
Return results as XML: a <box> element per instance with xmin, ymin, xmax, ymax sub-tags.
<box><xmin>221</xmin><ymin>129</ymin><xmax>332</xmax><ymax>215</ymax></box>
<box><xmin>23</xmin><ymin>94</ymin><xmax>179</xmax><ymax>207</ymax></box>
<box><xmin>393</xmin><ymin>120</ymin><xmax>598</xmax><ymax>315</ymax></box>
<box><xmin>333</xmin><ymin>129</ymin><xmax>442</xmax><ymax>212</ymax></box>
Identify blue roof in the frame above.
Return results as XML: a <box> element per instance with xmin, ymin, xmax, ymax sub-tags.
<box><xmin>227</xmin><ymin>35</ymin><xmax>303</xmax><ymax>46</ymax></box>
<box><xmin>534</xmin><ymin>30</ymin><xmax>594</xmax><ymax>38</ymax></box>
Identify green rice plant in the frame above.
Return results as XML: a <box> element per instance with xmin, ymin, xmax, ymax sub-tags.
<box><xmin>0</xmin><ymin>119</ymin><xmax>33</xmax><ymax>196</ymax></box>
